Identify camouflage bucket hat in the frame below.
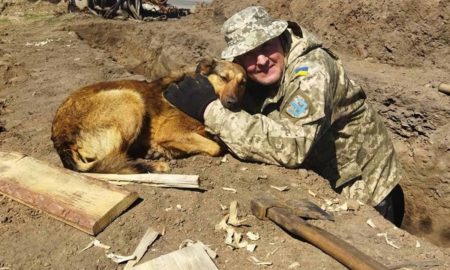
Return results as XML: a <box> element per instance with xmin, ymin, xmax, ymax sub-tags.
<box><xmin>221</xmin><ymin>6</ymin><xmax>288</xmax><ymax>59</ymax></box>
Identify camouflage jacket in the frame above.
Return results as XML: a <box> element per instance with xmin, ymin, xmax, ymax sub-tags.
<box><xmin>205</xmin><ymin>23</ymin><xmax>401</xmax><ymax>205</ymax></box>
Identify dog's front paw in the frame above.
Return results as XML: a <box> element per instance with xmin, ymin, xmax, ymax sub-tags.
<box><xmin>150</xmin><ymin>160</ymin><xmax>171</xmax><ymax>173</ymax></box>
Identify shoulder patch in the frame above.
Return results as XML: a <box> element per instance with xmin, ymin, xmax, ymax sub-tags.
<box><xmin>294</xmin><ymin>66</ymin><xmax>308</xmax><ymax>77</ymax></box>
<box><xmin>286</xmin><ymin>94</ymin><xmax>309</xmax><ymax>118</ymax></box>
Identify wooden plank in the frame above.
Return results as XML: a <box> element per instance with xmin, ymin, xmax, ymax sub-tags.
<box><xmin>133</xmin><ymin>244</ymin><xmax>218</xmax><ymax>270</ymax></box>
<box><xmin>83</xmin><ymin>173</ymin><xmax>200</xmax><ymax>189</ymax></box>
<box><xmin>0</xmin><ymin>152</ymin><xmax>138</xmax><ymax>235</ymax></box>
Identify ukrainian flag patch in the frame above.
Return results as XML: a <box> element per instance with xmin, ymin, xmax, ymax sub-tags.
<box><xmin>294</xmin><ymin>66</ymin><xmax>309</xmax><ymax>77</ymax></box>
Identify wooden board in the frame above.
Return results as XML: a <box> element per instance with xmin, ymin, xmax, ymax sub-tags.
<box><xmin>133</xmin><ymin>244</ymin><xmax>218</xmax><ymax>270</ymax></box>
<box><xmin>83</xmin><ymin>172</ymin><xmax>200</xmax><ymax>189</ymax></box>
<box><xmin>0</xmin><ymin>152</ymin><xmax>138</xmax><ymax>235</ymax></box>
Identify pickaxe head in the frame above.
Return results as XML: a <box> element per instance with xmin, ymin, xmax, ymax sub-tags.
<box><xmin>251</xmin><ymin>194</ymin><xmax>334</xmax><ymax>221</ymax></box>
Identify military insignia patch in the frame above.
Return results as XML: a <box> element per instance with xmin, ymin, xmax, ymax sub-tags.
<box><xmin>286</xmin><ymin>95</ymin><xmax>309</xmax><ymax>118</ymax></box>
<box><xmin>294</xmin><ymin>66</ymin><xmax>308</xmax><ymax>77</ymax></box>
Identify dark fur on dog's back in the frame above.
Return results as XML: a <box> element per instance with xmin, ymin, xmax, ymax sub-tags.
<box><xmin>51</xmin><ymin>59</ymin><xmax>246</xmax><ymax>174</ymax></box>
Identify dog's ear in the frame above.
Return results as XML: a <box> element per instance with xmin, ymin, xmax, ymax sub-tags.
<box><xmin>195</xmin><ymin>58</ymin><xmax>217</xmax><ymax>75</ymax></box>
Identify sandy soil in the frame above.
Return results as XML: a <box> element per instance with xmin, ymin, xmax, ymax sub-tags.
<box><xmin>0</xmin><ymin>0</ymin><xmax>449</xmax><ymax>269</ymax></box>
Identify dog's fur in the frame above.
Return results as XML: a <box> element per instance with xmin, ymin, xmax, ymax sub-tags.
<box><xmin>51</xmin><ymin>59</ymin><xmax>246</xmax><ymax>174</ymax></box>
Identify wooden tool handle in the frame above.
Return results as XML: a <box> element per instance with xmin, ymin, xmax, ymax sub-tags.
<box><xmin>268</xmin><ymin>207</ymin><xmax>388</xmax><ymax>270</ymax></box>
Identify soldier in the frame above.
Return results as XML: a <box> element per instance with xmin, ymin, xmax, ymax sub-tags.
<box><xmin>164</xmin><ymin>6</ymin><xmax>404</xmax><ymax>226</ymax></box>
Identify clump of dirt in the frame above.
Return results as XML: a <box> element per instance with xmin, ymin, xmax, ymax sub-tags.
<box><xmin>0</xmin><ymin>1</ymin><xmax>449</xmax><ymax>269</ymax></box>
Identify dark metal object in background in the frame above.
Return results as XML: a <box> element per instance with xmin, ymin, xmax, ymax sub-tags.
<box><xmin>68</xmin><ymin>0</ymin><xmax>190</xmax><ymax>21</ymax></box>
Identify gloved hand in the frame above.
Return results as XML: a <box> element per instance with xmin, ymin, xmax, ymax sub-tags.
<box><xmin>164</xmin><ymin>74</ymin><xmax>217</xmax><ymax>123</ymax></box>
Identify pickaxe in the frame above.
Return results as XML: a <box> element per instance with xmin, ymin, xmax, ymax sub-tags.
<box><xmin>251</xmin><ymin>194</ymin><xmax>388</xmax><ymax>270</ymax></box>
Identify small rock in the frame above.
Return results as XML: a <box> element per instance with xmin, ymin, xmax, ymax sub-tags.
<box><xmin>257</xmin><ymin>175</ymin><xmax>268</xmax><ymax>180</ymax></box>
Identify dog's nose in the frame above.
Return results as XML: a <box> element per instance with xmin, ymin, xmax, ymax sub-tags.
<box><xmin>224</xmin><ymin>97</ymin><xmax>239</xmax><ymax>111</ymax></box>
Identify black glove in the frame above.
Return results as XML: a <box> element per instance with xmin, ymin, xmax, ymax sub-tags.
<box><xmin>164</xmin><ymin>74</ymin><xmax>216</xmax><ymax>123</ymax></box>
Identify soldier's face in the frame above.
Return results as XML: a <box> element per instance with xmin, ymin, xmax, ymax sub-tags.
<box><xmin>236</xmin><ymin>37</ymin><xmax>285</xmax><ymax>86</ymax></box>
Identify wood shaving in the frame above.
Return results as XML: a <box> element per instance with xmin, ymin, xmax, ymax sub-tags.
<box><xmin>220</xmin><ymin>204</ymin><xmax>228</xmax><ymax>210</ymax></box>
<box><xmin>221</xmin><ymin>156</ymin><xmax>228</xmax><ymax>163</ymax></box>
<box><xmin>234</xmin><ymin>231</ymin><xmax>243</xmax><ymax>244</ymax></box>
<box><xmin>288</xmin><ymin>262</ymin><xmax>300</xmax><ymax>269</ymax></box>
<box><xmin>323</xmin><ymin>202</ymin><xmax>348</xmax><ymax>212</ymax></box>
<box><xmin>106</xmin><ymin>252</ymin><xmax>136</xmax><ymax>264</ymax></box>
<box><xmin>79</xmin><ymin>239</ymin><xmax>110</xmax><ymax>253</ymax></box>
<box><xmin>308</xmin><ymin>190</ymin><xmax>317</xmax><ymax>197</ymax></box>
<box><xmin>266</xmin><ymin>246</ymin><xmax>281</xmax><ymax>258</ymax></box>
<box><xmin>415</xmin><ymin>240</ymin><xmax>421</xmax><ymax>248</ymax></box>
<box><xmin>257</xmin><ymin>175</ymin><xmax>268</xmax><ymax>180</ymax></box>
<box><xmin>235</xmin><ymin>239</ymin><xmax>249</xmax><ymax>249</ymax></box>
<box><xmin>216</xmin><ymin>204</ymin><xmax>251</xmax><ymax>249</ymax></box>
<box><xmin>225</xmin><ymin>228</ymin><xmax>234</xmax><ymax>246</ymax></box>
<box><xmin>222</xmin><ymin>187</ymin><xmax>237</xmax><ymax>193</ymax></box>
<box><xmin>246</xmin><ymin>244</ymin><xmax>257</xmax><ymax>252</ymax></box>
<box><xmin>366</xmin><ymin>218</ymin><xmax>376</xmax><ymax>228</ymax></box>
<box><xmin>248</xmin><ymin>256</ymin><xmax>272</xmax><ymax>266</ymax></box>
<box><xmin>215</xmin><ymin>214</ymin><xmax>230</xmax><ymax>231</ymax></box>
<box><xmin>377</xmin><ymin>233</ymin><xmax>400</xmax><ymax>249</ymax></box>
<box><xmin>124</xmin><ymin>227</ymin><xmax>159</xmax><ymax>270</ymax></box>
<box><xmin>246</xmin><ymin>232</ymin><xmax>260</xmax><ymax>241</ymax></box>
<box><xmin>231</xmin><ymin>231</ymin><xmax>248</xmax><ymax>249</ymax></box>
<box><xmin>323</xmin><ymin>198</ymin><xmax>334</xmax><ymax>206</ymax></box>
<box><xmin>240</xmin><ymin>167</ymin><xmax>248</xmax><ymax>171</ymax></box>
<box><xmin>270</xmin><ymin>185</ymin><xmax>290</xmax><ymax>192</ymax></box>
<box><xmin>223</xmin><ymin>227</ymin><xmax>249</xmax><ymax>249</ymax></box>
<box><xmin>337</xmin><ymin>202</ymin><xmax>348</xmax><ymax>211</ymax></box>
<box><xmin>228</xmin><ymin>201</ymin><xmax>247</xmax><ymax>226</ymax></box>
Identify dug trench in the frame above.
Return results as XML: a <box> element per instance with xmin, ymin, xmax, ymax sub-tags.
<box><xmin>0</xmin><ymin>1</ymin><xmax>449</xmax><ymax>269</ymax></box>
<box><xmin>68</xmin><ymin>18</ymin><xmax>450</xmax><ymax>248</ymax></box>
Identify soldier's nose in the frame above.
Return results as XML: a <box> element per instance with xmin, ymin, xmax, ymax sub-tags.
<box><xmin>256</xmin><ymin>54</ymin><xmax>269</xmax><ymax>66</ymax></box>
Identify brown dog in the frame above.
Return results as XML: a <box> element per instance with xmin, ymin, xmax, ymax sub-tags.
<box><xmin>51</xmin><ymin>59</ymin><xmax>246</xmax><ymax>174</ymax></box>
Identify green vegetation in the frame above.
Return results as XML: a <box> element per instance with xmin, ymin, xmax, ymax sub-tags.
<box><xmin>0</xmin><ymin>17</ymin><xmax>11</xmax><ymax>24</ymax></box>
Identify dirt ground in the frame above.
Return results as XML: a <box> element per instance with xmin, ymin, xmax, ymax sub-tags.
<box><xmin>0</xmin><ymin>0</ymin><xmax>449</xmax><ymax>269</ymax></box>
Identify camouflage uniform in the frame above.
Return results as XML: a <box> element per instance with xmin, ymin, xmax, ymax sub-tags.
<box><xmin>204</xmin><ymin>6</ymin><xmax>401</xmax><ymax>206</ymax></box>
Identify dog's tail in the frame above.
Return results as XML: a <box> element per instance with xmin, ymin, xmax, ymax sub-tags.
<box><xmin>54</xmin><ymin>131</ymin><xmax>154</xmax><ymax>174</ymax></box>
<box><xmin>58</xmin><ymin>146</ymin><xmax>154</xmax><ymax>174</ymax></box>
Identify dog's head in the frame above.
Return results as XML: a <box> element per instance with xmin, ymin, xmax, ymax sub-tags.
<box><xmin>196</xmin><ymin>58</ymin><xmax>246</xmax><ymax>112</ymax></box>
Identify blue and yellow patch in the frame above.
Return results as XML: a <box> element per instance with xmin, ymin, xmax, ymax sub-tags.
<box><xmin>294</xmin><ymin>66</ymin><xmax>309</xmax><ymax>77</ymax></box>
<box><xmin>286</xmin><ymin>95</ymin><xmax>309</xmax><ymax>118</ymax></box>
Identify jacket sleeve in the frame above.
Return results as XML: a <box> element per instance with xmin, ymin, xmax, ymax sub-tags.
<box><xmin>204</xmin><ymin>49</ymin><xmax>337</xmax><ymax>168</ymax></box>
